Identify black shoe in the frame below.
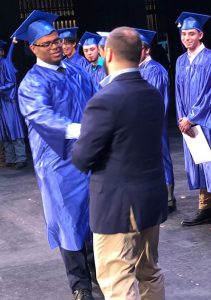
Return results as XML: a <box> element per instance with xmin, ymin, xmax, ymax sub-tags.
<box><xmin>14</xmin><ymin>162</ymin><xmax>27</xmax><ymax>170</ymax></box>
<box><xmin>168</xmin><ymin>198</ymin><xmax>177</xmax><ymax>214</ymax></box>
<box><xmin>5</xmin><ymin>162</ymin><xmax>15</xmax><ymax>167</ymax></box>
<box><xmin>73</xmin><ymin>289</ymin><xmax>94</xmax><ymax>300</ymax></box>
<box><xmin>0</xmin><ymin>161</ymin><xmax>5</xmax><ymax>167</ymax></box>
<box><xmin>181</xmin><ymin>208</ymin><xmax>211</xmax><ymax>226</ymax></box>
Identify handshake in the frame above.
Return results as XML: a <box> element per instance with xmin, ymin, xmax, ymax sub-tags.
<box><xmin>66</xmin><ymin>123</ymin><xmax>81</xmax><ymax>139</ymax></box>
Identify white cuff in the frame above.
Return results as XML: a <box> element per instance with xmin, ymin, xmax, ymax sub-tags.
<box><xmin>65</xmin><ymin>123</ymin><xmax>81</xmax><ymax>139</ymax></box>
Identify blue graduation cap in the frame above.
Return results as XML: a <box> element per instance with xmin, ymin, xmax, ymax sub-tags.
<box><xmin>97</xmin><ymin>31</ymin><xmax>109</xmax><ymax>47</ymax></box>
<box><xmin>78</xmin><ymin>31</ymin><xmax>101</xmax><ymax>47</ymax></box>
<box><xmin>0</xmin><ymin>40</ymin><xmax>7</xmax><ymax>49</ymax></box>
<box><xmin>175</xmin><ymin>12</ymin><xmax>211</xmax><ymax>32</ymax></box>
<box><xmin>134</xmin><ymin>28</ymin><xmax>156</xmax><ymax>47</ymax></box>
<box><xmin>58</xmin><ymin>27</ymin><xmax>78</xmax><ymax>39</ymax></box>
<box><xmin>11</xmin><ymin>10</ymin><xmax>58</xmax><ymax>45</ymax></box>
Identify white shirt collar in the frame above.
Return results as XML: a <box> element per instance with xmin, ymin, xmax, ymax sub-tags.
<box><xmin>187</xmin><ymin>43</ymin><xmax>205</xmax><ymax>64</ymax></box>
<box><xmin>139</xmin><ymin>55</ymin><xmax>152</xmax><ymax>67</ymax></box>
<box><xmin>36</xmin><ymin>58</ymin><xmax>66</xmax><ymax>70</ymax></box>
<box><xmin>100</xmin><ymin>67</ymin><xmax>140</xmax><ymax>88</ymax></box>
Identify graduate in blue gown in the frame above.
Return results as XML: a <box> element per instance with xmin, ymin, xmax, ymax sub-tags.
<box><xmin>0</xmin><ymin>38</ymin><xmax>26</xmax><ymax>169</ymax></box>
<box><xmin>12</xmin><ymin>10</ymin><xmax>96</xmax><ymax>299</ymax></box>
<box><xmin>137</xmin><ymin>28</ymin><xmax>176</xmax><ymax>213</ymax></box>
<box><xmin>79</xmin><ymin>32</ymin><xmax>106</xmax><ymax>88</ymax></box>
<box><xmin>175</xmin><ymin>12</ymin><xmax>211</xmax><ymax>226</ymax></box>
<box><xmin>58</xmin><ymin>27</ymin><xmax>89</xmax><ymax>69</ymax></box>
<box><xmin>97</xmin><ymin>31</ymin><xmax>109</xmax><ymax>58</ymax></box>
<box><xmin>0</xmin><ymin>40</ymin><xmax>6</xmax><ymax>58</ymax></box>
<box><xmin>0</xmin><ymin>40</ymin><xmax>6</xmax><ymax>165</ymax></box>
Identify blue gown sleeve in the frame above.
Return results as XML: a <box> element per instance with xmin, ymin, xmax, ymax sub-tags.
<box><xmin>175</xmin><ymin>59</ymin><xmax>186</xmax><ymax>121</ymax></box>
<box><xmin>72</xmin><ymin>95</ymin><xmax>114</xmax><ymax>172</ymax></box>
<box><xmin>144</xmin><ymin>65</ymin><xmax>169</xmax><ymax>116</ymax></box>
<box><xmin>79</xmin><ymin>56</ymin><xmax>89</xmax><ymax>69</ymax></box>
<box><xmin>70</xmin><ymin>62</ymin><xmax>98</xmax><ymax>98</ymax></box>
<box><xmin>187</xmin><ymin>64</ymin><xmax>211</xmax><ymax>128</ymax></box>
<box><xmin>18</xmin><ymin>72</ymin><xmax>71</xmax><ymax>159</ymax></box>
<box><xmin>0</xmin><ymin>59</ymin><xmax>16</xmax><ymax>98</ymax></box>
<box><xmin>5</xmin><ymin>41</ymin><xmax>18</xmax><ymax>75</ymax></box>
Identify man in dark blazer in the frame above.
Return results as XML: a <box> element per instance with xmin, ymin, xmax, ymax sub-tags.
<box><xmin>72</xmin><ymin>27</ymin><xmax>168</xmax><ymax>300</ymax></box>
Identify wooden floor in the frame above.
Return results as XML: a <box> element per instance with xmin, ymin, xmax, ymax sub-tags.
<box><xmin>0</xmin><ymin>121</ymin><xmax>211</xmax><ymax>300</ymax></box>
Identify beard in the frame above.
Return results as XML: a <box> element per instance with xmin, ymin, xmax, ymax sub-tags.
<box><xmin>103</xmin><ymin>59</ymin><xmax>109</xmax><ymax>75</ymax></box>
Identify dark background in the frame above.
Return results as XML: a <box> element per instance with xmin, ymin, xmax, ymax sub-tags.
<box><xmin>1</xmin><ymin>0</ymin><xmax>211</xmax><ymax>65</ymax></box>
<box><xmin>0</xmin><ymin>0</ymin><xmax>211</xmax><ymax>114</ymax></box>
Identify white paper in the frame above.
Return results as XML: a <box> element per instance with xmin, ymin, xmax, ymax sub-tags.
<box><xmin>182</xmin><ymin>125</ymin><xmax>211</xmax><ymax>164</ymax></box>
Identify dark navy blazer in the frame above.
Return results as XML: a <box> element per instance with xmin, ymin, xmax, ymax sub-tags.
<box><xmin>72</xmin><ymin>71</ymin><xmax>168</xmax><ymax>234</ymax></box>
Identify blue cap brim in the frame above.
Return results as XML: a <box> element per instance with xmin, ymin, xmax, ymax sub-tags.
<box><xmin>98</xmin><ymin>37</ymin><xmax>107</xmax><ymax>47</ymax></box>
<box><xmin>96</xmin><ymin>31</ymin><xmax>109</xmax><ymax>37</ymax></box>
<box><xmin>97</xmin><ymin>32</ymin><xmax>109</xmax><ymax>47</ymax></box>
<box><xmin>58</xmin><ymin>27</ymin><xmax>78</xmax><ymax>39</ymax></box>
<box><xmin>134</xmin><ymin>28</ymin><xmax>156</xmax><ymax>46</ymax></box>
<box><xmin>79</xmin><ymin>31</ymin><xmax>101</xmax><ymax>47</ymax></box>
<box><xmin>11</xmin><ymin>10</ymin><xmax>58</xmax><ymax>44</ymax></box>
<box><xmin>176</xmin><ymin>11</ymin><xmax>211</xmax><ymax>31</ymax></box>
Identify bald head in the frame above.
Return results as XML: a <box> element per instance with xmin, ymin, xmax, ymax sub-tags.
<box><xmin>106</xmin><ymin>27</ymin><xmax>142</xmax><ymax>64</ymax></box>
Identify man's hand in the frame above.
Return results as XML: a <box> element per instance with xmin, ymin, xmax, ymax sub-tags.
<box><xmin>183</xmin><ymin>127</ymin><xmax>195</xmax><ymax>137</ymax></box>
<box><xmin>66</xmin><ymin>123</ymin><xmax>81</xmax><ymax>139</ymax></box>
<box><xmin>179</xmin><ymin>117</ymin><xmax>192</xmax><ymax>133</ymax></box>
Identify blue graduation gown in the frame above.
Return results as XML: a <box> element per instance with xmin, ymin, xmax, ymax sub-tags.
<box><xmin>18</xmin><ymin>62</ymin><xmax>95</xmax><ymax>250</ymax></box>
<box><xmin>175</xmin><ymin>48</ymin><xmax>211</xmax><ymax>192</ymax></box>
<box><xmin>85</xmin><ymin>60</ymin><xmax>106</xmax><ymax>88</ymax></box>
<box><xmin>0</xmin><ymin>57</ymin><xmax>25</xmax><ymax>141</ymax></box>
<box><xmin>140</xmin><ymin>59</ymin><xmax>174</xmax><ymax>185</ymax></box>
<box><xmin>64</xmin><ymin>51</ymin><xmax>89</xmax><ymax>69</ymax></box>
<box><xmin>65</xmin><ymin>60</ymin><xmax>98</xmax><ymax>94</ymax></box>
<box><xmin>6</xmin><ymin>41</ymin><xmax>18</xmax><ymax>75</ymax></box>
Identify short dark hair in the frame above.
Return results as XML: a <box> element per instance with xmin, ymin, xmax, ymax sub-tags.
<box><xmin>106</xmin><ymin>27</ymin><xmax>142</xmax><ymax>63</ymax></box>
<box><xmin>63</xmin><ymin>37</ymin><xmax>77</xmax><ymax>44</ymax></box>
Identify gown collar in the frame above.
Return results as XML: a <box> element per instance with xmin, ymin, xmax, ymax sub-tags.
<box><xmin>187</xmin><ymin>43</ymin><xmax>205</xmax><ymax>64</ymax></box>
<box><xmin>139</xmin><ymin>55</ymin><xmax>151</xmax><ymax>67</ymax></box>
<box><xmin>100</xmin><ymin>67</ymin><xmax>140</xmax><ymax>88</ymax></box>
<box><xmin>36</xmin><ymin>57</ymin><xmax>66</xmax><ymax>71</ymax></box>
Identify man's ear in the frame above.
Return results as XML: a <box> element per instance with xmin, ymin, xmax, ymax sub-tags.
<box><xmin>105</xmin><ymin>47</ymin><xmax>112</xmax><ymax>62</ymax></box>
<box><xmin>199</xmin><ymin>31</ymin><xmax>204</xmax><ymax>41</ymax></box>
<box><xmin>29</xmin><ymin>44</ymin><xmax>37</xmax><ymax>56</ymax></box>
<box><xmin>145</xmin><ymin>47</ymin><xmax>151</xmax><ymax>55</ymax></box>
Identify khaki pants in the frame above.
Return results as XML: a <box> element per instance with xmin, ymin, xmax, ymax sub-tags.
<box><xmin>93</xmin><ymin>222</ymin><xmax>165</xmax><ymax>300</ymax></box>
<box><xmin>199</xmin><ymin>188</ymin><xmax>211</xmax><ymax>210</ymax></box>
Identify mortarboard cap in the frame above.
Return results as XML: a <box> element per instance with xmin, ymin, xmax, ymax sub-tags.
<box><xmin>97</xmin><ymin>31</ymin><xmax>109</xmax><ymax>47</ymax></box>
<box><xmin>79</xmin><ymin>31</ymin><xmax>101</xmax><ymax>47</ymax></box>
<box><xmin>175</xmin><ymin>11</ymin><xmax>211</xmax><ymax>32</ymax></box>
<box><xmin>134</xmin><ymin>28</ymin><xmax>156</xmax><ymax>47</ymax></box>
<box><xmin>0</xmin><ymin>40</ymin><xmax>7</xmax><ymax>49</ymax></box>
<box><xmin>11</xmin><ymin>10</ymin><xmax>58</xmax><ymax>45</ymax></box>
<box><xmin>58</xmin><ymin>27</ymin><xmax>78</xmax><ymax>39</ymax></box>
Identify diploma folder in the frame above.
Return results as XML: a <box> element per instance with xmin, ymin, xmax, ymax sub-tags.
<box><xmin>182</xmin><ymin>125</ymin><xmax>211</xmax><ymax>164</ymax></box>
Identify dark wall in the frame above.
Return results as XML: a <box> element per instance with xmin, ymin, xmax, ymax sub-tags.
<box><xmin>1</xmin><ymin>0</ymin><xmax>211</xmax><ymax>111</ymax></box>
<box><xmin>1</xmin><ymin>0</ymin><xmax>211</xmax><ymax>67</ymax></box>
<box><xmin>0</xmin><ymin>1</ymin><xmax>34</xmax><ymax>82</ymax></box>
<box><xmin>165</xmin><ymin>0</ymin><xmax>211</xmax><ymax>66</ymax></box>
<box><xmin>0</xmin><ymin>1</ymin><xmax>20</xmax><ymax>42</ymax></box>
<box><xmin>160</xmin><ymin>0</ymin><xmax>211</xmax><ymax>116</ymax></box>
<box><xmin>73</xmin><ymin>0</ymin><xmax>147</xmax><ymax>36</ymax></box>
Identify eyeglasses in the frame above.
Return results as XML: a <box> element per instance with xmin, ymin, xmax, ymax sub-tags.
<box><xmin>33</xmin><ymin>38</ymin><xmax>62</xmax><ymax>48</ymax></box>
